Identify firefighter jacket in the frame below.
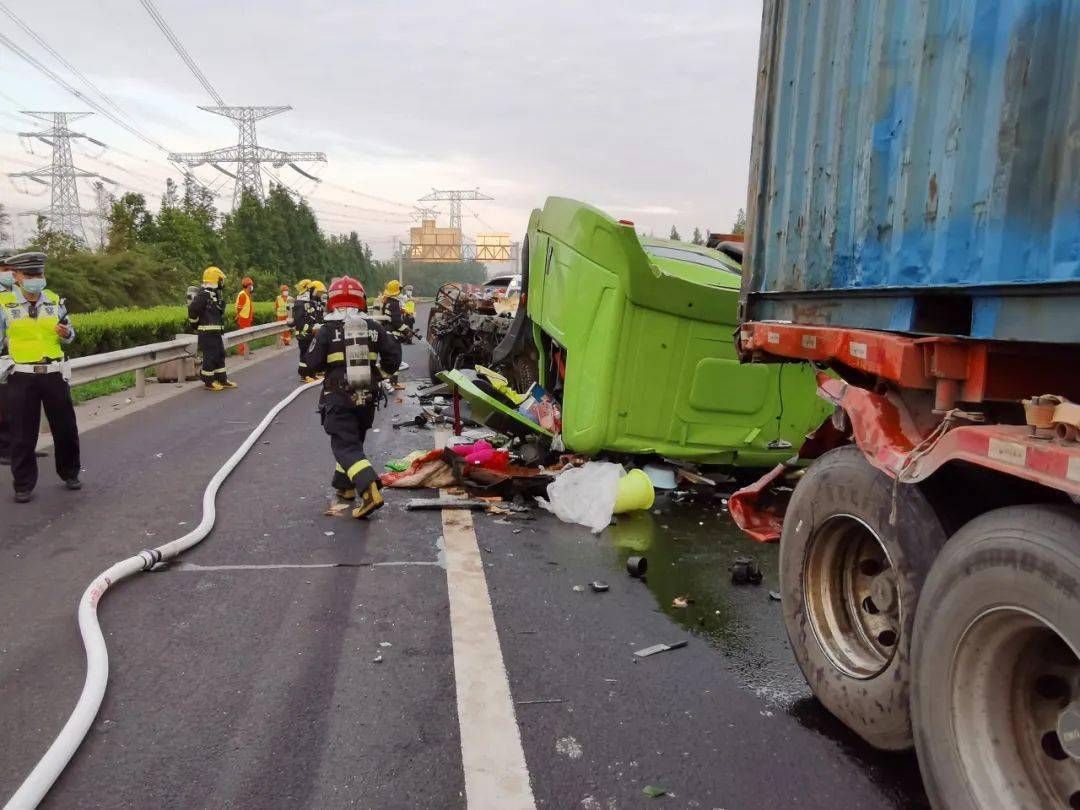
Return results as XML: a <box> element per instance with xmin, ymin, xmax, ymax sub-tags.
<box><xmin>187</xmin><ymin>285</ymin><xmax>227</xmax><ymax>333</ymax></box>
<box><xmin>292</xmin><ymin>292</ymin><xmax>321</xmax><ymax>338</ymax></box>
<box><xmin>305</xmin><ymin>312</ymin><xmax>402</xmax><ymax>404</ymax></box>
<box><xmin>381</xmin><ymin>295</ymin><xmax>403</xmax><ymax>330</ymax></box>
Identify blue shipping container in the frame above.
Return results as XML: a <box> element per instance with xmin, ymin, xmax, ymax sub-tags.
<box><xmin>742</xmin><ymin>0</ymin><xmax>1080</xmax><ymax>342</ymax></box>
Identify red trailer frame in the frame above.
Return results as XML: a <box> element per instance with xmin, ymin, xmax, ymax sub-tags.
<box><xmin>730</xmin><ymin>323</ymin><xmax>1080</xmax><ymax>542</ymax></box>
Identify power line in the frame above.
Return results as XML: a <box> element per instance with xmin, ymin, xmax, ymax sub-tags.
<box><xmin>0</xmin><ymin>29</ymin><xmax>170</xmax><ymax>154</ymax></box>
<box><xmin>318</xmin><ymin>179</ymin><xmax>413</xmax><ymax>210</ymax></box>
<box><xmin>0</xmin><ymin>2</ymin><xmax>142</xmax><ymax>129</ymax></box>
<box><xmin>138</xmin><ymin>0</ymin><xmax>225</xmax><ymax>106</ymax></box>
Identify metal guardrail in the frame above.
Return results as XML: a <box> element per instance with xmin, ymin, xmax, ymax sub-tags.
<box><xmin>68</xmin><ymin>321</ymin><xmax>291</xmax><ymax>396</ymax></box>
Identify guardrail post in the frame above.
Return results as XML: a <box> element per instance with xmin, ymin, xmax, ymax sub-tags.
<box><xmin>134</xmin><ymin>367</ymin><xmax>147</xmax><ymax>398</ymax></box>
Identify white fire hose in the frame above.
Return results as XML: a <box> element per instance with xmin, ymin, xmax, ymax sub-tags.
<box><xmin>4</xmin><ymin>380</ymin><xmax>320</xmax><ymax>809</ymax></box>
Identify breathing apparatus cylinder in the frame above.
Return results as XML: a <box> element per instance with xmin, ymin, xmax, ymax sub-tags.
<box><xmin>343</xmin><ymin>313</ymin><xmax>374</xmax><ymax>402</ymax></box>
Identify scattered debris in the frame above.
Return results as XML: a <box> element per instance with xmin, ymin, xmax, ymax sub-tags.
<box><xmin>372</xmin><ymin>655</ymin><xmax>383</xmax><ymax>664</ymax></box>
<box><xmin>323</xmin><ymin>531</ymin><xmax>336</xmax><ymax>537</ymax></box>
<box><xmin>634</xmin><ymin>640</ymin><xmax>688</xmax><ymax>658</ymax></box>
<box><xmin>730</xmin><ymin>556</ymin><xmax>763</xmax><ymax>585</ymax></box>
<box><xmin>642</xmin><ymin>785</ymin><xmax>669</xmax><ymax>798</ymax></box>
<box><xmin>572</xmin><ymin>585</ymin><xmax>585</xmax><ymax>592</ymax></box>
<box><xmin>379</xmin><ymin>641</ymin><xmax>392</xmax><ymax>648</ymax></box>
<box><xmin>589</xmin><ymin>581</ymin><xmax>609</xmax><ymax>593</ymax></box>
<box><xmin>324</xmin><ymin>502</ymin><xmax>351</xmax><ymax>516</ymax></box>
<box><xmin>626</xmin><ymin>556</ymin><xmax>648</xmax><ymax>578</ymax></box>
<box><xmin>769</xmin><ymin>590</ymin><xmax>782</xmax><ymax>601</ymax></box>
<box><xmin>555</xmin><ymin>736</ymin><xmax>584</xmax><ymax>760</ymax></box>
<box><xmin>671</xmin><ymin>596</ymin><xmax>689</xmax><ymax>608</ymax></box>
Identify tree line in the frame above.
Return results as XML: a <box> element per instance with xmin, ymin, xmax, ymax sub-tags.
<box><xmin>6</xmin><ymin>177</ymin><xmax>421</xmax><ymax>313</ymax></box>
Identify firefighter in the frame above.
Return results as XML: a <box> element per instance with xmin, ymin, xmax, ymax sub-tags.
<box><xmin>0</xmin><ymin>252</ymin><xmax>81</xmax><ymax>503</ymax></box>
<box><xmin>234</xmin><ymin>276</ymin><xmax>255</xmax><ymax>356</ymax></box>
<box><xmin>187</xmin><ymin>266</ymin><xmax>237</xmax><ymax>391</ymax></box>
<box><xmin>380</xmin><ymin>279</ymin><xmax>404</xmax><ymax>331</ymax></box>
<box><xmin>275</xmin><ymin>284</ymin><xmax>292</xmax><ymax>347</ymax></box>
<box><xmin>305</xmin><ymin>276</ymin><xmax>401</xmax><ymax>519</ymax></box>
<box><xmin>292</xmin><ymin>279</ymin><xmax>319</xmax><ymax>381</ymax></box>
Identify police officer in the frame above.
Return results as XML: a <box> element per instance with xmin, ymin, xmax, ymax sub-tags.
<box><xmin>0</xmin><ymin>252</ymin><xmax>81</xmax><ymax>503</ymax></box>
<box><xmin>187</xmin><ymin>266</ymin><xmax>237</xmax><ymax>391</ymax></box>
<box><xmin>305</xmin><ymin>276</ymin><xmax>401</xmax><ymax>519</ymax></box>
<box><xmin>0</xmin><ymin>251</ymin><xmax>15</xmax><ymax>465</ymax></box>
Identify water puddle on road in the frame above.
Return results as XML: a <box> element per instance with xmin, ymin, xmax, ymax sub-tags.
<box><xmin>605</xmin><ymin>492</ymin><xmax>929</xmax><ymax>808</ymax></box>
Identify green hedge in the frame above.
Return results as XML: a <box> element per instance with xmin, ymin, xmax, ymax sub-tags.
<box><xmin>68</xmin><ymin>301</ymin><xmax>277</xmax><ymax>358</ymax></box>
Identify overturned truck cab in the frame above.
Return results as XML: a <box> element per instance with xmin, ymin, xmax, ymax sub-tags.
<box><xmin>443</xmin><ymin>196</ymin><xmax>833</xmax><ymax>467</ymax></box>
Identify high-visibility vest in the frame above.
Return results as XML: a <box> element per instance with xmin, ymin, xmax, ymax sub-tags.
<box><xmin>274</xmin><ymin>294</ymin><xmax>289</xmax><ymax>318</ymax></box>
<box><xmin>235</xmin><ymin>290</ymin><xmax>253</xmax><ymax>322</ymax></box>
<box><xmin>1</xmin><ymin>289</ymin><xmax>65</xmax><ymax>363</ymax></box>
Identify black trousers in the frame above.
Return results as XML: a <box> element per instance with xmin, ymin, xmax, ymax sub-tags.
<box><xmin>0</xmin><ymin>381</ymin><xmax>11</xmax><ymax>459</ymax></box>
<box><xmin>297</xmin><ymin>335</ymin><xmax>314</xmax><ymax>378</ymax></box>
<box><xmin>6</xmin><ymin>371</ymin><xmax>80</xmax><ymax>493</ymax></box>
<box><xmin>197</xmin><ymin>333</ymin><xmax>228</xmax><ymax>385</ymax></box>
<box><xmin>321</xmin><ymin>393</ymin><xmax>377</xmax><ymax>493</ymax></box>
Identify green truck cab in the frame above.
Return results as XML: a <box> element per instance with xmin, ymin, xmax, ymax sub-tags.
<box><xmin>443</xmin><ymin>197</ymin><xmax>831</xmax><ymax>466</ymax></box>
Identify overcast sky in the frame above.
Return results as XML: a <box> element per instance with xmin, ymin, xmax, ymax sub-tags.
<box><xmin>0</xmin><ymin>0</ymin><xmax>762</xmax><ymax>260</ymax></box>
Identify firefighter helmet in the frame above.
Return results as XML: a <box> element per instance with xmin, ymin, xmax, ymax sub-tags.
<box><xmin>327</xmin><ymin>276</ymin><xmax>366</xmax><ymax>312</ymax></box>
<box><xmin>202</xmin><ymin>266</ymin><xmax>226</xmax><ymax>286</ymax></box>
<box><xmin>385</xmin><ymin>279</ymin><xmax>401</xmax><ymax>296</ymax></box>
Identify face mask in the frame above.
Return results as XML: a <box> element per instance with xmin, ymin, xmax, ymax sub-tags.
<box><xmin>0</xmin><ymin>270</ymin><xmax>12</xmax><ymax>289</ymax></box>
<box><xmin>21</xmin><ymin>277</ymin><xmax>46</xmax><ymax>294</ymax></box>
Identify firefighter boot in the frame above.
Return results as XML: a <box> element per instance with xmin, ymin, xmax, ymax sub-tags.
<box><xmin>352</xmin><ymin>482</ymin><xmax>384</xmax><ymax>519</ymax></box>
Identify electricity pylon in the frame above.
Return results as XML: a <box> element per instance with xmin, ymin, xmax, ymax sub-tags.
<box><xmin>8</xmin><ymin>111</ymin><xmax>115</xmax><ymax>244</ymax></box>
<box><xmin>417</xmin><ymin>189</ymin><xmax>493</xmax><ymax>231</ymax></box>
<box><xmin>168</xmin><ymin>106</ymin><xmax>326</xmax><ymax>209</ymax></box>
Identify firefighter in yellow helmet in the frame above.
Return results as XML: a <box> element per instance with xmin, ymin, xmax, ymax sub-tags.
<box><xmin>187</xmin><ymin>266</ymin><xmax>237</xmax><ymax>391</ymax></box>
<box><xmin>292</xmin><ymin>280</ymin><xmax>325</xmax><ymax>381</ymax></box>
<box><xmin>381</xmin><ymin>279</ymin><xmax>404</xmax><ymax>331</ymax></box>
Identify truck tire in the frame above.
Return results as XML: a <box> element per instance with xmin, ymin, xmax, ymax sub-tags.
<box><xmin>779</xmin><ymin>445</ymin><xmax>946</xmax><ymax>750</ymax></box>
<box><xmin>911</xmin><ymin>504</ymin><xmax>1080</xmax><ymax>810</ymax></box>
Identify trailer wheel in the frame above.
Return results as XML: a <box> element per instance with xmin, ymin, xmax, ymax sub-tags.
<box><xmin>427</xmin><ymin>337</ymin><xmax>445</xmax><ymax>383</ymax></box>
<box><xmin>911</xmin><ymin>505</ymin><xmax>1080</xmax><ymax>810</ymax></box>
<box><xmin>780</xmin><ymin>445</ymin><xmax>946</xmax><ymax>750</ymax></box>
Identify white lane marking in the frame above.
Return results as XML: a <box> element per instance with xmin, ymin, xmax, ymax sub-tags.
<box><xmin>442</xmin><ymin>506</ymin><xmax>536</xmax><ymax>809</ymax></box>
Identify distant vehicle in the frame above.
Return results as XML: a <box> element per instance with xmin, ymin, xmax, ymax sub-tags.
<box><xmin>732</xmin><ymin>1</ymin><xmax>1080</xmax><ymax>807</ymax></box>
<box><xmin>441</xmin><ymin>197</ymin><xmax>832</xmax><ymax>467</ymax></box>
<box><xmin>482</xmin><ymin>275</ymin><xmax>514</xmax><ymax>294</ymax></box>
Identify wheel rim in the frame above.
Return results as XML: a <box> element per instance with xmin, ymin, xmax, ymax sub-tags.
<box><xmin>803</xmin><ymin>514</ymin><xmax>900</xmax><ymax>679</ymax></box>
<box><xmin>950</xmin><ymin>607</ymin><xmax>1080</xmax><ymax>808</ymax></box>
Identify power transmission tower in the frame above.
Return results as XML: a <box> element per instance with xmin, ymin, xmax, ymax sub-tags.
<box><xmin>168</xmin><ymin>106</ymin><xmax>326</xmax><ymax>209</ymax></box>
<box><xmin>411</xmin><ymin>205</ymin><xmax>439</xmax><ymax>223</ymax></box>
<box><xmin>7</xmin><ymin>111</ymin><xmax>115</xmax><ymax>244</ymax></box>
<box><xmin>417</xmin><ymin>189</ymin><xmax>493</xmax><ymax>231</ymax></box>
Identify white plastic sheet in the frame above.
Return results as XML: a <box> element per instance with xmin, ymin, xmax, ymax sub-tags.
<box><xmin>537</xmin><ymin>461</ymin><xmax>624</xmax><ymax>533</ymax></box>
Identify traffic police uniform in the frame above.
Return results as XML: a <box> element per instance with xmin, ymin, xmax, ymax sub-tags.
<box><xmin>305</xmin><ymin>282</ymin><xmax>401</xmax><ymax>518</ymax></box>
<box><xmin>187</xmin><ymin>268</ymin><xmax>235</xmax><ymax>390</ymax></box>
<box><xmin>0</xmin><ymin>253</ymin><xmax>81</xmax><ymax>500</ymax></box>
<box><xmin>0</xmin><ymin>256</ymin><xmax>14</xmax><ymax>464</ymax></box>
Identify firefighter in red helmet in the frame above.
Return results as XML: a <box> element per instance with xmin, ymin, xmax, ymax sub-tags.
<box><xmin>304</xmin><ymin>276</ymin><xmax>401</xmax><ymax>518</ymax></box>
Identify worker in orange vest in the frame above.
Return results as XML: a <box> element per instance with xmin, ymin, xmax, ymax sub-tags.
<box><xmin>275</xmin><ymin>284</ymin><xmax>292</xmax><ymax>347</ymax></box>
<box><xmin>234</xmin><ymin>276</ymin><xmax>255</xmax><ymax>356</ymax></box>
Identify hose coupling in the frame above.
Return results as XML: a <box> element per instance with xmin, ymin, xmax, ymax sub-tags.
<box><xmin>138</xmin><ymin>549</ymin><xmax>162</xmax><ymax>570</ymax></box>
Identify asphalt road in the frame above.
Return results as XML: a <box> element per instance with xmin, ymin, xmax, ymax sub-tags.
<box><xmin>0</xmin><ymin>315</ymin><xmax>929</xmax><ymax>809</ymax></box>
